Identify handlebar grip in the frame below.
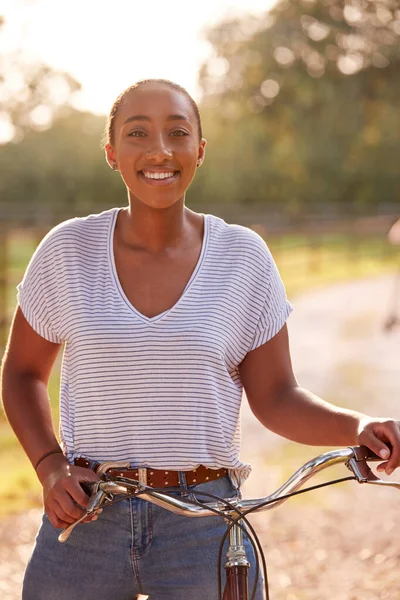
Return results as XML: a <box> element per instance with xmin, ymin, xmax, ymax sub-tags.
<box><xmin>80</xmin><ymin>481</ymin><xmax>97</xmax><ymax>496</ymax></box>
<box><xmin>357</xmin><ymin>443</ymin><xmax>393</xmax><ymax>461</ymax></box>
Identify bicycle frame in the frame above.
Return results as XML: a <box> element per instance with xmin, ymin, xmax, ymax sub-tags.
<box><xmin>59</xmin><ymin>446</ymin><xmax>400</xmax><ymax>600</ymax></box>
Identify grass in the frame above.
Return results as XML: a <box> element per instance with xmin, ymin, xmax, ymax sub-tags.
<box><xmin>0</xmin><ymin>228</ymin><xmax>398</xmax><ymax>518</ymax></box>
<box><xmin>270</xmin><ymin>235</ymin><xmax>398</xmax><ymax>297</ymax></box>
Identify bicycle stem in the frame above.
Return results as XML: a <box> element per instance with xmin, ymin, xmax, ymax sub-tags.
<box><xmin>225</xmin><ymin>523</ymin><xmax>250</xmax><ymax>569</ymax></box>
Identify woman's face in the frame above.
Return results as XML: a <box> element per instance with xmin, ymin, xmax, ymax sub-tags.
<box><xmin>105</xmin><ymin>84</ymin><xmax>206</xmax><ymax>210</ymax></box>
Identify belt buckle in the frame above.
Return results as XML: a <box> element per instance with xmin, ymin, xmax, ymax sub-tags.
<box><xmin>138</xmin><ymin>468</ymin><xmax>147</xmax><ymax>485</ymax></box>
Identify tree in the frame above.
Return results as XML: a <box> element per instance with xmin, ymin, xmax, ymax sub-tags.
<box><xmin>0</xmin><ymin>110</ymin><xmax>124</xmax><ymax>224</ymax></box>
<box><xmin>0</xmin><ymin>11</ymin><xmax>81</xmax><ymax>141</ymax></box>
<box><xmin>196</xmin><ymin>0</ymin><xmax>400</xmax><ymax>213</ymax></box>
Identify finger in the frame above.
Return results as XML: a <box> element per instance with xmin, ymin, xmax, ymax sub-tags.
<box><xmin>50</xmin><ymin>488</ymin><xmax>84</xmax><ymax>523</ymax></box>
<box><xmin>60</xmin><ymin>494</ymin><xmax>86</xmax><ymax>521</ymax></box>
<box><xmin>64</xmin><ymin>480</ymin><xmax>92</xmax><ymax>509</ymax></box>
<box><xmin>82</xmin><ymin>508</ymin><xmax>103</xmax><ymax>523</ymax></box>
<box><xmin>65</xmin><ymin>470</ymin><xmax>100</xmax><ymax>508</ymax></box>
<box><xmin>52</xmin><ymin>499</ymin><xmax>81</xmax><ymax>525</ymax></box>
<box><xmin>360</xmin><ymin>431</ymin><xmax>391</xmax><ymax>461</ymax></box>
<box><xmin>46</xmin><ymin>508</ymin><xmax>72</xmax><ymax>530</ymax></box>
<box><xmin>387</xmin><ymin>424</ymin><xmax>400</xmax><ymax>472</ymax></box>
<box><xmin>385</xmin><ymin>452</ymin><xmax>399</xmax><ymax>475</ymax></box>
<box><xmin>83</xmin><ymin>515</ymin><xmax>99</xmax><ymax>524</ymax></box>
<box><xmin>376</xmin><ymin>461</ymin><xmax>389</xmax><ymax>472</ymax></box>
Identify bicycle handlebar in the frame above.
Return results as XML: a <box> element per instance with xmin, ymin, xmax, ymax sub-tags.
<box><xmin>59</xmin><ymin>445</ymin><xmax>400</xmax><ymax>543</ymax></box>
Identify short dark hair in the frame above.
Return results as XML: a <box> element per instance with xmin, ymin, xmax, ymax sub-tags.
<box><xmin>103</xmin><ymin>79</ymin><xmax>203</xmax><ymax>147</ymax></box>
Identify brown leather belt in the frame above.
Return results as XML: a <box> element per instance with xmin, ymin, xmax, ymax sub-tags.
<box><xmin>74</xmin><ymin>457</ymin><xmax>228</xmax><ymax>488</ymax></box>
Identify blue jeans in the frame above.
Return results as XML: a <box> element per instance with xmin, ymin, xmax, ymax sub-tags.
<box><xmin>23</xmin><ymin>476</ymin><xmax>264</xmax><ymax>599</ymax></box>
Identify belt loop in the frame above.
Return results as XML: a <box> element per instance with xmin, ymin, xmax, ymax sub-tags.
<box><xmin>178</xmin><ymin>471</ymin><xmax>190</xmax><ymax>498</ymax></box>
<box><xmin>89</xmin><ymin>459</ymin><xmax>99</xmax><ymax>473</ymax></box>
<box><xmin>179</xmin><ymin>471</ymin><xmax>198</xmax><ymax>502</ymax></box>
<box><xmin>138</xmin><ymin>468</ymin><xmax>147</xmax><ymax>485</ymax></box>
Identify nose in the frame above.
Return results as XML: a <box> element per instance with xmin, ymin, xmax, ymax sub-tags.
<box><xmin>145</xmin><ymin>133</ymin><xmax>173</xmax><ymax>162</ymax></box>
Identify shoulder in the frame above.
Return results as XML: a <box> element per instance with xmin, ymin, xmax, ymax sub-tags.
<box><xmin>207</xmin><ymin>214</ymin><xmax>273</xmax><ymax>264</ymax></box>
<box><xmin>42</xmin><ymin>207</ymin><xmax>118</xmax><ymax>241</ymax></box>
<box><xmin>35</xmin><ymin>208</ymin><xmax>118</xmax><ymax>256</ymax></box>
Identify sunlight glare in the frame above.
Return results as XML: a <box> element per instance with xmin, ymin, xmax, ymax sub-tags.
<box><xmin>1</xmin><ymin>0</ymin><xmax>277</xmax><ymax>115</ymax></box>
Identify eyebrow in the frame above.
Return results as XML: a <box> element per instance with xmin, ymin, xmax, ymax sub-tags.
<box><xmin>123</xmin><ymin>114</ymin><xmax>191</xmax><ymax>125</ymax></box>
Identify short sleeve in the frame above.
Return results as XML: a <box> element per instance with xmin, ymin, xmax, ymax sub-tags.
<box><xmin>249</xmin><ymin>252</ymin><xmax>293</xmax><ymax>352</ymax></box>
<box><xmin>17</xmin><ymin>231</ymin><xmax>63</xmax><ymax>344</ymax></box>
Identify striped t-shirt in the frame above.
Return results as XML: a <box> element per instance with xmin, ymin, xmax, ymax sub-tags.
<box><xmin>17</xmin><ymin>208</ymin><xmax>293</xmax><ymax>485</ymax></box>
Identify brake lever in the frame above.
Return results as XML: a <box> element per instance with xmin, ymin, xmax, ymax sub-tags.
<box><xmin>354</xmin><ymin>444</ymin><xmax>393</xmax><ymax>462</ymax></box>
<box><xmin>347</xmin><ymin>445</ymin><xmax>400</xmax><ymax>489</ymax></box>
<box><xmin>58</xmin><ymin>484</ymin><xmax>107</xmax><ymax>543</ymax></box>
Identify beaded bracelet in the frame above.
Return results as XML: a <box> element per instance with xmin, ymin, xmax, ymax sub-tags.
<box><xmin>34</xmin><ymin>448</ymin><xmax>64</xmax><ymax>471</ymax></box>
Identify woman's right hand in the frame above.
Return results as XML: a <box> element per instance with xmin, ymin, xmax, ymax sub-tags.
<box><xmin>36</xmin><ymin>453</ymin><xmax>101</xmax><ymax>529</ymax></box>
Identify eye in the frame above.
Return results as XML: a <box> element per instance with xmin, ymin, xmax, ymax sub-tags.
<box><xmin>170</xmin><ymin>129</ymin><xmax>188</xmax><ymax>137</ymax></box>
<box><xmin>128</xmin><ymin>130</ymin><xmax>146</xmax><ymax>137</ymax></box>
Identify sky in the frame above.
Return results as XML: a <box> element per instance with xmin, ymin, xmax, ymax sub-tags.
<box><xmin>0</xmin><ymin>0</ymin><xmax>276</xmax><ymax>116</ymax></box>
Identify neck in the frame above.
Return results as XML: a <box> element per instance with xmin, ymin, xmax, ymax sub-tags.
<box><xmin>117</xmin><ymin>199</ymin><xmax>196</xmax><ymax>253</ymax></box>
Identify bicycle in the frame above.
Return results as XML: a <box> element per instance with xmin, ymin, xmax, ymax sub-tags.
<box><xmin>59</xmin><ymin>445</ymin><xmax>400</xmax><ymax>600</ymax></box>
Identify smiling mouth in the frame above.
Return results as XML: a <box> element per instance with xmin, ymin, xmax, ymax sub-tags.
<box><xmin>139</xmin><ymin>170</ymin><xmax>179</xmax><ymax>186</ymax></box>
<box><xmin>141</xmin><ymin>170</ymin><xmax>178</xmax><ymax>180</ymax></box>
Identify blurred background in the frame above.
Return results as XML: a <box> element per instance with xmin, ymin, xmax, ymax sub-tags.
<box><xmin>0</xmin><ymin>0</ymin><xmax>399</xmax><ymax>347</ymax></box>
<box><xmin>0</xmin><ymin>0</ymin><xmax>399</xmax><ymax>598</ymax></box>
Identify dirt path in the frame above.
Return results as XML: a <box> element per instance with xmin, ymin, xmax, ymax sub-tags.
<box><xmin>1</xmin><ymin>274</ymin><xmax>399</xmax><ymax>599</ymax></box>
<box><xmin>240</xmin><ymin>273</ymin><xmax>400</xmax><ymax>600</ymax></box>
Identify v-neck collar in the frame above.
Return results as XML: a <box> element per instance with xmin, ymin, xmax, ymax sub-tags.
<box><xmin>108</xmin><ymin>208</ymin><xmax>209</xmax><ymax>324</ymax></box>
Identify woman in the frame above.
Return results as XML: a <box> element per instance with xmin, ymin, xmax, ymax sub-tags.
<box><xmin>2</xmin><ymin>79</ymin><xmax>400</xmax><ymax>600</ymax></box>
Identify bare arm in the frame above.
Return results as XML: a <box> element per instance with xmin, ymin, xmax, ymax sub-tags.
<box><xmin>239</xmin><ymin>324</ymin><xmax>400</xmax><ymax>473</ymax></box>
<box><xmin>1</xmin><ymin>307</ymin><xmax>99</xmax><ymax>527</ymax></box>
<box><xmin>1</xmin><ymin>307</ymin><xmax>62</xmax><ymax>465</ymax></box>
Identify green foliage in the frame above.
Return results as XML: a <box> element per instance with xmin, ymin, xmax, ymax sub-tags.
<box><xmin>0</xmin><ymin>0</ymin><xmax>399</xmax><ymax>219</ymax></box>
<box><xmin>0</xmin><ymin>110</ymin><xmax>125</xmax><ymax>223</ymax></box>
<box><xmin>194</xmin><ymin>0</ymin><xmax>400</xmax><ymax>211</ymax></box>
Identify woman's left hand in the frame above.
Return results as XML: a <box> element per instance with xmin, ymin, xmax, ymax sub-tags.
<box><xmin>357</xmin><ymin>417</ymin><xmax>400</xmax><ymax>475</ymax></box>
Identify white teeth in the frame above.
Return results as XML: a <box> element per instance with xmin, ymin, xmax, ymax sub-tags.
<box><xmin>142</xmin><ymin>171</ymin><xmax>175</xmax><ymax>180</ymax></box>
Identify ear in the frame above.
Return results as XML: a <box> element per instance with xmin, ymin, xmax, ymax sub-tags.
<box><xmin>105</xmin><ymin>144</ymin><xmax>117</xmax><ymax>170</ymax></box>
<box><xmin>197</xmin><ymin>138</ymin><xmax>207</xmax><ymax>168</ymax></box>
